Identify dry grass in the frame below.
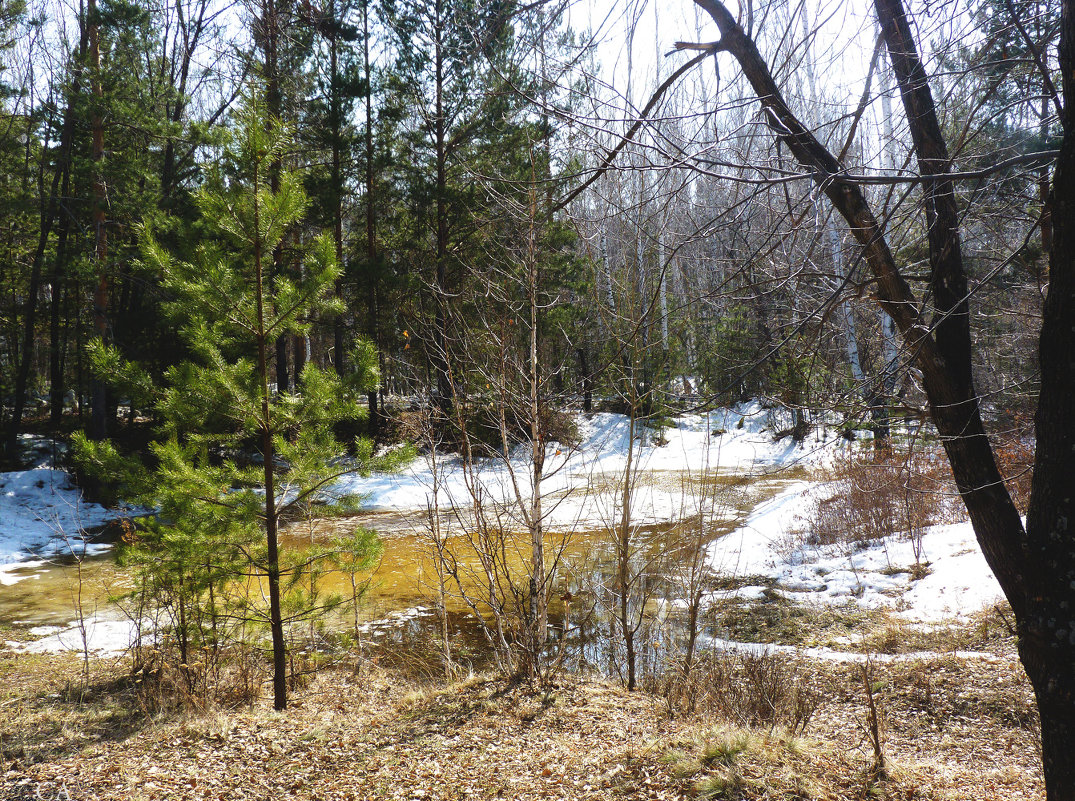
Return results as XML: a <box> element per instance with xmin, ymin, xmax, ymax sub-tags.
<box><xmin>0</xmin><ymin>632</ymin><xmax>1045</xmax><ymax>801</ymax></box>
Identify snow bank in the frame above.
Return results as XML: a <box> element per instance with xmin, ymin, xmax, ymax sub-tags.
<box><xmin>706</xmin><ymin>480</ymin><xmax>1005</xmax><ymax>622</ymax></box>
<box><xmin>305</xmin><ymin>404</ymin><xmax>1007</xmax><ymax>623</ymax></box>
<box><xmin>2</xmin><ymin>404</ymin><xmax>1008</xmax><ymax>653</ymax></box>
<box><xmin>698</xmin><ymin>634</ymin><xmax>1016</xmax><ymax>664</ymax></box>
<box><xmin>335</xmin><ymin>403</ymin><xmax>837</xmax><ymax>529</ymax></box>
<box><xmin>0</xmin><ymin>468</ymin><xmax>123</xmax><ymax>575</ymax></box>
<box><xmin>5</xmin><ymin>615</ymin><xmax>140</xmax><ymax>658</ymax></box>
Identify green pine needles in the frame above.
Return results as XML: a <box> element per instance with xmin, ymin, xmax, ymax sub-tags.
<box><xmin>76</xmin><ymin>91</ymin><xmax>408</xmax><ymax>711</ymax></box>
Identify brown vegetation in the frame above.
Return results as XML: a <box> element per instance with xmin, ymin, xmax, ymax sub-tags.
<box><xmin>802</xmin><ymin>447</ymin><xmax>962</xmax><ymax>551</ymax></box>
<box><xmin>0</xmin><ymin>618</ymin><xmax>1043</xmax><ymax>801</ymax></box>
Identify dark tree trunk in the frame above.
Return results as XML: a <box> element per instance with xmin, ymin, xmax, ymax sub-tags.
<box><xmin>293</xmin><ymin>333</ymin><xmax>306</xmax><ymax>381</ymax></box>
<box><xmin>259</xmin><ymin>0</ymin><xmax>289</xmax><ymax>398</ymax></box>
<box><xmin>9</xmin><ymin>145</ymin><xmax>62</xmax><ymax>457</ymax></box>
<box><xmin>49</xmin><ymin>151</ymin><xmax>74</xmax><ymax>426</ymax></box>
<box><xmin>7</xmin><ymin>33</ymin><xmax>84</xmax><ymax>454</ymax></box>
<box><xmin>73</xmin><ymin>275</ymin><xmax>84</xmax><ymax>420</ymax></box>
<box><xmin>159</xmin><ymin>0</ymin><xmax>208</xmax><ymax>205</ymax></box>
<box><xmin>431</xmin><ymin>0</ymin><xmax>454</xmax><ymax>419</ymax></box>
<box><xmin>577</xmin><ymin>348</ymin><xmax>592</xmax><ymax>413</ymax></box>
<box><xmin>89</xmin><ymin>0</ymin><xmax>110</xmax><ymax>442</ymax></box>
<box><xmin>363</xmin><ymin>0</ymin><xmax>380</xmax><ymax>435</ymax></box>
<box><xmin>252</xmin><ymin>153</ymin><xmax>288</xmax><ymax>712</ymax></box>
<box><xmin>1023</xmin><ymin>4</ymin><xmax>1075</xmax><ymax>794</ymax></box>
<box><xmin>48</xmin><ymin>264</ymin><xmax>67</xmax><ymax>426</ymax></box>
<box><xmin>328</xmin><ymin>5</ymin><xmax>346</xmax><ymax>377</ymax></box>
<box><xmin>276</xmin><ymin>334</ymin><xmax>289</xmax><ymax>392</ymax></box>
<box><xmin>691</xmin><ymin>0</ymin><xmax>1029</xmax><ymax>608</ymax></box>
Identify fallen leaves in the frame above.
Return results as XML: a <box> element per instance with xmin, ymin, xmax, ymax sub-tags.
<box><xmin>0</xmin><ymin>647</ymin><xmax>1047</xmax><ymax>801</ymax></box>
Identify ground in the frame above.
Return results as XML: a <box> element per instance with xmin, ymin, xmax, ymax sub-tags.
<box><xmin>0</xmin><ymin>616</ymin><xmax>1044</xmax><ymax>801</ymax></box>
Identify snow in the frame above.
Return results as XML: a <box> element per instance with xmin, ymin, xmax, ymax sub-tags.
<box><xmin>707</xmin><ymin>482</ymin><xmax>1005</xmax><ymax>622</ymax></box>
<box><xmin>1</xmin><ymin>403</ymin><xmax>1009</xmax><ymax>655</ymax></box>
<box><xmin>336</xmin><ymin>402</ymin><xmax>832</xmax><ymax>530</ymax></box>
<box><xmin>5</xmin><ymin>616</ymin><xmax>140</xmax><ymax>658</ymax></box>
<box><xmin>699</xmin><ymin>635</ymin><xmax>1016</xmax><ymax>665</ymax></box>
<box><xmin>0</xmin><ymin>468</ymin><xmax>124</xmax><ymax>576</ymax></box>
<box><xmin>334</xmin><ymin>403</ymin><xmax>1005</xmax><ymax>625</ymax></box>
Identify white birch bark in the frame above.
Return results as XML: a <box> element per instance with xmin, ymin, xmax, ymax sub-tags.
<box><xmin>879</xmin><ymin>36</ymin><xmax>901</xmax><ymax>393</ymax></box>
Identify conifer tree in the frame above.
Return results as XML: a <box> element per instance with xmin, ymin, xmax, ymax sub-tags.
<box><xmin>78</xmin><ymin>90</ymin><xmax>401</xmax><ymax>710</ymax></box>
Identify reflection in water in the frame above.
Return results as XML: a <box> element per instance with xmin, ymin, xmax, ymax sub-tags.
<box><xmin>301</xmin><ymin>470</ymin><xmax>795</xmax><ymax>677</ymax></box>
<box><xmin>3</xmin><ymin>469</ymin><xmax>797</xmax><ymax>680</ymax></box>
<box><xmin>0</xmin><ymin>553</ymin><xmax>130</xmax><ymax>626</ymax></box>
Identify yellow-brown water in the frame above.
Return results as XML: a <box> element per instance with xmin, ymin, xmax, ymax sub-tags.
<box><xmin>0</xmin><ymin>469</ymin><xmax>802</xmax><ymax>656</ymax></box>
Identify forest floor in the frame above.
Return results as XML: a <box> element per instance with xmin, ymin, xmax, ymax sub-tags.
<box><xmin>0</xmin><ymin>611</ymin><xmax>1044</xmax><ymax>801</ymax></box>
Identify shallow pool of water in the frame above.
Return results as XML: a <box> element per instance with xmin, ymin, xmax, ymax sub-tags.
<box><xmin>1</xmin><ymin>467</ymin><xmax>802</xmax><ymax>670</ymax></box>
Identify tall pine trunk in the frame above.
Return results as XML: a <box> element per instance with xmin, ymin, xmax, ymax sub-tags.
<box><xmin>431</xmin><ymin>0</ymin><xmax>453</xmax><ymax>418</ymax></box>
<box><xmin>362</xmin><ymin>0</ymin><xmax>381</xmax><ymax>433</ymax></box>
<box><xmin>89</xmin><ymin>0</ymin><xmax>110</xmax><ymax>442</ymax></box>
<box><xmin>252</xmin><ymin>154</ymin><xmax>288</xmax><ymax>712</ymax></box>
<box><xmin>7</xmin><ymin>20</ymin><xmax>85</xmax><ymax>455</ymax></box>
<box><xmin>49</xmin><ymin>150</ymin><xmax>76</xmax><ymax>426</ymax></box>
<box><xmin>9</xmin><ymin>133</ymin><xmax>61</xmax><ymax>457</ymax></box>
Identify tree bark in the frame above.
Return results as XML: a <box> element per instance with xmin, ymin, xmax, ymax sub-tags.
<box><xmin>692</xmin><ymin>0</ymin><xmax>1029</xmax><ymax>612</ymax></box>
<box><xmin>528</xmin><ymin>193</ymin><xmax>547</xmax><ymax>653</ymax></box>
<box><xmin>253</xmin><ymin>153</ymin><xmax>288</xmax><ymax>712</ymax></box>
<box><xmin>89</xmin><ymin>0</ymin><xmax>110</xmax><ymax>442</ymax></box>
<box><xmin>6</xmin><ymin>18</ymin><xmax>88</xmax><ymax>454</ymax></box>
<box><xmin>362</xmin><ymin>0</ymin><xmax>381</xmax><ymax>434</ymax></box>
<box><xmin>49</xmin><ymin>154</ymin><xmax>75</xmax><ymax>426</ymax></box>
<box><xmin>327</xmin><ymin>0</ymin><xmax>346</xmax><ymax>378</ymax></box>
<box><xmin>1023</xmin><ymin>2</ymin><xmax>1075</xmax><ymax>795</ymax></box>
<box><xmin>688</xmin><ymin>0</ymin><xmax>1075</xmax><ymax>795</ymax></box>
<box><xmin>8</xmin><ymin>133</ymin><xmax>61</xmax><ymax>456</ymax></box>
<box><xmin>432</xmin><ymin>0</ymin><xmax>454</xmax><ymax>418</ymax></box>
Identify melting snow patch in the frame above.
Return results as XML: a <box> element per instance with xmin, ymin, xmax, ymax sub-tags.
<box><xmin>0</xmin><ymin>468</ymin><xmax>130</xmax><ymax>565</ymax></box>
<box><xmin>6</xmin><ymin>616</ymin><xmax>141</xmax><ymax>658</ymax></box>
<box><xmin>706</xmin><ymin>476</ymin><xmax>1005</xmax><ymax>622</ymax></box>
<box><xmin>700</xmin><ymin>635</ymin><xmax>1016</xmax><ymax>664</ymax></box>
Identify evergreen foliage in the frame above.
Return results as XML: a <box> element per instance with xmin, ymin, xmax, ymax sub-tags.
<box><xmin>75</xmin><ymin>91</ymin><xmax>409</xmax><ymax>709</ymax></box>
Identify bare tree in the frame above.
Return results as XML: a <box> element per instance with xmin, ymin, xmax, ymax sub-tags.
<box><xmin>621</xmin><ymin>0</ymin><xmax>1074</xmax><ymax>794</ymax></box>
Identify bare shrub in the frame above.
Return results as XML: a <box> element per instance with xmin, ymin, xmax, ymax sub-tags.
<box><xmin>861</xmin><ymin>660</ymin><xmax>886</xmax><ymax>783</ymax></box>
<box><xmin>804</xmin><ymin>447</ymin><xmax>960</xmax><ymax>551</ymax></box>
<box><xmin>130</xmin><ymin>643</ymin><xmax>264</xmax><ymax>714</ymax></box>
<box><xmin>994</xmin><ymin>436</ymin><xmax>1034</xmax><ymax>516</ymax></box>
<box><xmin>650</xmin><ymin>650</ymin><xmax>822</xmax><ymax>734</ymax></box>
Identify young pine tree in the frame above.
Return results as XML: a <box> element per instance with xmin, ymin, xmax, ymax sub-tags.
<box><xmin>80</xmin><ymin>91</ymin><xmax>399</xmax><ymax>710</ymax></box>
